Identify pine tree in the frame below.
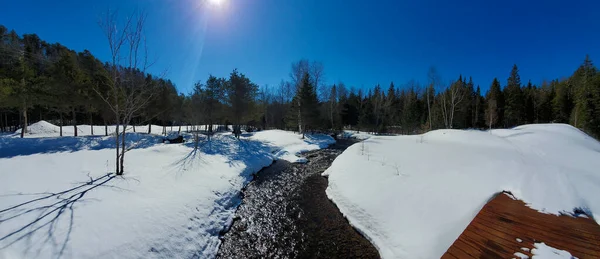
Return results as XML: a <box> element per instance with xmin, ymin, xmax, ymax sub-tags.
<box><xmin>359</xmin><ymin>89</ymin><xmax>374</xmax><ymax>131</ymax></box>
<box><xmin>552</xmin><ymin>79</ymin><xmax>573</xmax><ymax>123</ymax></box>
<box><xmin>503</xmin><ymin>64</ymin><xmax>525</xmax><ymax>127</ymax></box>
<box><xmin>384</xmin><ymin>82</ymin><xmax>398</xmax><ymax>130</ymax></box>
<box><xmin>571</xmin><ymin>55</ymin><xmax>599</xmax><ymax>136</ymax></box>
<box><xmin>536</xmin><ymin>80</ymin><xmax>555</xmax><ymax>123</ymax></box>
<box><xmin>340</xmin><ymin>90</ymin><xmax>359</xmax><ymax>128</ymax></box>
<box><xmin>473</xmin><ymin>85</ymin><xmax>484</xmax><ymax>128</ymax></box>
<box><xmin>328</xmin><ymin>84</ymin><xmax>338</xmax><ymax>129</ymax></box>
<box><xmin>485</xmin><ymin>78</ymin><xmax>503</xmax><ymax>129</ymax></box>
<box><xmin>523</xmin><ymin>81</ymin><xmax>536</xmax><ymax>124</ymax></box>
<box><xmin>463</xmin><ymin>76</ymin><xmax>475</xmax><ymax>128</ymax></box>
<box><xmin>287</xmin><ymin>72</ymin><xmax>320</xmax><ymax>137</ymax></box>
<box><xmin>225</xmin><ymin>69</ymin><xmax>258</xmax><ymax>138</ymax></box>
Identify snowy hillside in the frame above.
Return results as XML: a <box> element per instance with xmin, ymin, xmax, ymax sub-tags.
<box><xmin>323</xmin><ymin>124</ymin><xmax>600</xmax><ymax>259</ymax></box>
<box><xmin>0</xmin><ymin>122</ymin><xmax>334</xmax><ymax>259</ymax></box>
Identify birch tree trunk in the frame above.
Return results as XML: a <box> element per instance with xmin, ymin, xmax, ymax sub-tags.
<box><xmin>20</xmin><ymin>104</ymin><xmax>27</xmax><ymax>138</ymax></box>
<box><xmin>297</xmin><ymin>99</ymin><xmax>303</xmax><ymax>136</ymax></box>
<box><xmin>120</xmin><ymin>122</ymin><xmax>126</xmax><ymax>174</ymax></box>
<box><xmin>59</xmin><ymin>112</ymin><xmax>63</xmax><ymax>137</ymax></box>
<box><xmin>90</xmin><ymin>112</ymin><xmax>94</xmax><ymax>136</ymax></box>
<box><xmin>72</xmin><ymin>108</ymin><xmax>77</xmax><ymax>137</ymax></box>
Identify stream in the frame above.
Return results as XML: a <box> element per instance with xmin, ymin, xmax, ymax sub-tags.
<box><xmin>216</xmin><ymin>139</ymin><xmax>380</xmax><ymax>258</ymax></box>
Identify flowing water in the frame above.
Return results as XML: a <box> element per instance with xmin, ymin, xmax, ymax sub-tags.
<box><xmin>216</xmin><ymin>139</ymin><xmax>379</xmax><ymax>258</ymax></box>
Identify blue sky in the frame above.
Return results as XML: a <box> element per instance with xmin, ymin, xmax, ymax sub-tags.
<box><xmin>2</xmin><ymin>0</ymin><xmax>600</xmax><ymax>93</ymax></box>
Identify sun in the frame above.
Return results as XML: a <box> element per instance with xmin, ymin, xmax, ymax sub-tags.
<box><xmin>207</xmin><ymin>0</ymin><xmax>223</xmax><ymax>7</ymax></box>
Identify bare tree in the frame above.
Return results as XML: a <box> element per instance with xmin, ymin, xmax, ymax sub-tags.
<box><xmin>290</xmin><ymin>59</ymin><xmax>310</xmax><ymax>92</ymax></box>
<box><xmin>310</xmin><ymin>61</ymin><xmax>325</xmax><ymax>98</ymax></box>
<box><xmin>439</xmin><ymin>80</ymin><xmax>466</xmax><ymax>129</ymax></box>
<box><xmin>486</xmin><ymin>99</ymin><xmax>498</xmax><ymax>130</ymax></box>
<box><xmin>290</xmin><ymin>59</ymin><xmax>325</xmax><ymax>95</ymax></box>
<box><xmin>95</xmin><ymin>10</ymin><xmax>157</xmax><ymax>175</ymax></box>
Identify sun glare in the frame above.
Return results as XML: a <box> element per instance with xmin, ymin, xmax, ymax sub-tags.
<box><xmin>207</xmin><ymin>0</ymin><xmax>223</xmax><ymax>7</ymax></box>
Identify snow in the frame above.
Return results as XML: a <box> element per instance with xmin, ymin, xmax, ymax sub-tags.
<box><xmin>531</xmin><ymin>242</ymin><xmax>577</xmax><ymax>258</ymax></box>
<box><xmin>517</xmin><ymin>238</ymin><xmax>523</xmax><ymax>243</ymax></box>
<box><xmin>342</xmin><ymin>130</ymin><xmax>373</xmax><ymax>140</ymax></box>
<box><xmin>324</xmin><ymin>124</ymin><xmax>600</xmax><ymax>259</ymax></box>
<box><xmin>250</xmin><ymin>130</ymin><xmax>335</xmax><ymax>163</ymax></box>
<box><xmin>514</xmin><ymin>252</ymin><xmax>530</xmax><ymax>259</ymax></box>
<box><xmin>12</xmin><ymin>120</ymin><xmax>224</xmax><ymax>138</ymax></box>
<box><xmin>0</xmin><ymin>121</ymin><xmax>334</xmax><ymax>258</ymax></box>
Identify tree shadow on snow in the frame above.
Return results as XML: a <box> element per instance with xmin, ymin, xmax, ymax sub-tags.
<box><xmin>0</xmin><ymin>133</ymin><xmax>164</xmax><ymax>159</ymax></box>
<box><xmin>172</xmin><ymin>134</ymin><xmax>274</xmax><ymax>174</ymax></box>
<box><xmin>0</xmin><ymin>174</ymin><xmax>123</xmax><ymax>258</ymax></box>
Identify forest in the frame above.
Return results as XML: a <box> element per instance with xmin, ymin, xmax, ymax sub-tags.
<box><xmin>1</xmin><ymin>24</ymin><xmax>600</xmax><ymax>139</ymax></box>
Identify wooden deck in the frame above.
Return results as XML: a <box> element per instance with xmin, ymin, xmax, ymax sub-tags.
<box><xmin>442</xmin><ymin>192</ymin><xmax>600</xmax><ymax>259</ymax></box>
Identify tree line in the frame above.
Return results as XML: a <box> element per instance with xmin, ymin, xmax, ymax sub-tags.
<box><xmin>1</xmin><ymin>24</ymin><xmax>600</xmax><ymax>139</ymax></box>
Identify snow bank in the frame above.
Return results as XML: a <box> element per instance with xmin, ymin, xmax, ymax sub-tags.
<box><xmin>531</xmin><ymin>242</ymin><xmax>576</xmax><ymax>258</ymax></box>
<box><xmin>0</xmin><ymin>133</ymin><xmax>164</xmax><ymax>159</ymax></box>
<box><xmin>0</xmin><ymin>130</ymin><xmax>331</xmax><ymax>258</ymax></box>
<box><xmin>342</xmin><ymin>130</ymin><xmax>373</xmax><ymax>140</ymax></box>
<box><xmin>19</xmin><ymin>120</ymin><xmax>59</xmax><ymax>135</ymax></box>
<box><xmin>250</xmin><ymin>130</ymin><xmax>335</xmax><ymax>163</ymax></box>
<box><xmin>13</xmin><ymin>120</ymin><xmax>207</xmax><ymax>138</ymax></box>
<box><xmin>324</xmin><ymin>124</ymin><xmax>600</xmax><ymax>258</ymax></box>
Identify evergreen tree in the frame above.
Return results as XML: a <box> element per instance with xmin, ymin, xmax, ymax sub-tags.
<box><xmin>523</xmin><ymin>81</ymin><xmax>536</xmax><ymax>124</ymax></box>
<box><xmin>485</xmin><ymin>78</ymin><xmax>503</xmax><ymax>128</ymax></box>
<box><xmin>463</xmin><ymin>76</ymin><xmax>475</xmax><ymax>128</ymax></box>
<box><xmin>536</xmin><ymin>80</ymin><xmax>555</xmax><ymax>123</ymax></box>
<box><xmin>341</xmin><ymin>90</ymin><xmax>359</xmax><ymax>128</ymax></box>
<box><xmin>199</xmin><ymin>75</ymin><xmax>224</xmax><ymax>135</ymax></box>
<box><xmin>384</xmin><ymin>82</ymin><xmax>398</xmax><ymax>130</ymax></box>
<box><xmin>359</xmin><ymin>89</ymin><xmax>375</xmax><ymax>131</ymax></box>
<box><xmin>225</xmin><ymin>69</ymin><xmax>258</xmax><ymax>138</ymax></box>
<box><xmin>287</xmin><ymin>72</ymin><xmax>320</xmax><ymax>137</ymax></box>
<box><xmin>571</xmin><ymin>55</ymin><xmax>599</xmax><ymax>136</ymax></box>
<box><xmin>503</xmin><ymin>64</ymin><xmax>525</xmax><ymax>127</ymax></box>
<box><xmin>552</xmin><ymin>79</ymin><xmax>573</xmax><ymax>123</ymax></box>
<box><xmin>328</xmin><ymin>84</ymin><xmax>338</xmax><ymax>129</ymax></box>
<box><xmin>473</xmin><ymin>85</ymin><xmax>485</xmax><ymax>128</ymax></box>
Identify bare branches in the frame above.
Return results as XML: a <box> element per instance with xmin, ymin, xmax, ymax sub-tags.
<box><xmin>95</xmin><ymin>9</ymin><xmax>158</xmax><ymax>175</ymax></box>
<box><xmin>439</xmin><ymin>79</ymin><xmax>466</xmax><ymax>129</ymax></box>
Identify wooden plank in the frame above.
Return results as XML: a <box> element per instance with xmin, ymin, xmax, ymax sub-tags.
<box><xmin>472</xmin><ymin>219</ymin><xmax>600</xmax><ymax>258</ymax></box>
<box><xmin>442</xmin><ymin>192</ymin><xmax>600</xmax><ymax>258</ymax></box>
<box><xmin>486</xmin><ymin>202</ymin><xmax>600</xmax><ymax>237</ymax></box>
<box><xmin>463</xmin><ymin>226</ymin><xmax>532</xmax><ymax>257</ymax></box>
<box><xmin>475</xmin><ymin>210</ymin><xmax>600</xmax><ymax>254</ymax></box>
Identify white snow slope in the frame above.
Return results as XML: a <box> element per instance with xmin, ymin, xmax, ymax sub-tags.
<box><xmin>323</xmin><ymin>123</ymin><xmax>600</xmax><ymax>259</ymax></box>
<box><xmin>0</xmin><ymin>122</ymin><xmax>333</xmax><ymax>259</ymax></box>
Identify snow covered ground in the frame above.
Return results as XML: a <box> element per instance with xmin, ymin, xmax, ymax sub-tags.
<box><xmin>324</xmin><ymin>124</ymin><xmax>600</xmax><ymax>258</ymax></box>
<box><xmin>0</xmin><ymin>121</ymin><xmax>334</xmax><ymax>259</ymax></box>
<box><xmin>341</xmin><ymin>130</ymin><xmax>373</xmax><ymax>140</ymax></box>
<box><xmin>11</xmin><ymin>120</ymin><xmax>226</xmax><ymax>138</ymax></box>
<box><xmin>250</xmin><ymin>130</ymin><xmax>335</xmax><ymax>163</ymax></box>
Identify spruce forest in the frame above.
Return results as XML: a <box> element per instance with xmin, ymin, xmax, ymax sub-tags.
<box><xmin>1</xmin><ymin>24</ymin><xmax>599</xmax><ymax>139</ymax></box>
